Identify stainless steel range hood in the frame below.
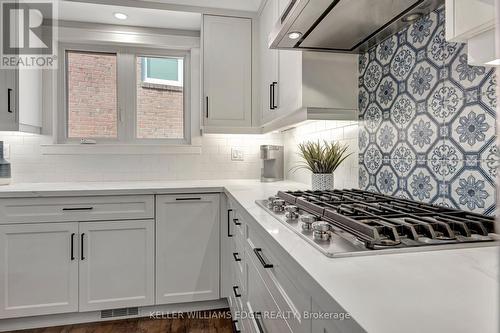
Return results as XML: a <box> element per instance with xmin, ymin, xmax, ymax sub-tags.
<box><xmin>269</xmin><ymin>0</ymin><xmax>444</xmax><ymax>53</ymax></box>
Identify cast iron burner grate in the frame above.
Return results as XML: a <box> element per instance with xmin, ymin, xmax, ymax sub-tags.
<box><xmin>275</xmin><ymin>189</ymin><xmax>497</xmax><ymax>250</ymax></box>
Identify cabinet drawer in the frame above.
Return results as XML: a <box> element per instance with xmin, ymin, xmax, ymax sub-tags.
<box><xmin>246</xmin><ymin>251</ymin><xmax>293</xmax><ymax>333</ymax></box>
<box><xmin>0</xmin><ymin>195</ymin><xmax>154</xmax><ymax>223</ymax></box>
<box><xmin>247</xmin><ymin>224</ymin><xmax>311</xmax><ymax>333</ymax></box>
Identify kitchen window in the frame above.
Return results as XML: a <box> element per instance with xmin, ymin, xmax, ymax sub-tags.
<box><xmin>59</xmin><ymin>44</ymin><xmax>190</xmax><ymax>144</ymax></box>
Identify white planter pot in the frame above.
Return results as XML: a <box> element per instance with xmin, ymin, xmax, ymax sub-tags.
<box><xmin>311</xmin><ymin>173</ymin><xmax>334</xmax><ymax>191</ymax></box>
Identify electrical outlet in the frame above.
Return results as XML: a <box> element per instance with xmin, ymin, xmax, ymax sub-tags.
<box><xmin>231</xmin><ymin>148</ymin><xmax>244</xmax><ymax>161</ymax></box>
<box><xmin>3</xmin><ymin>144</ymin><xmax>9</xmax><ymax>159</ymax></box>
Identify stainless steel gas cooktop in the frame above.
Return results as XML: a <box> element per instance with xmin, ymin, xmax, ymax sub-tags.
<box><xmin>256</xmin><ymin>189</ymin><xmax>500</xmax><ymax>257</ymax></box>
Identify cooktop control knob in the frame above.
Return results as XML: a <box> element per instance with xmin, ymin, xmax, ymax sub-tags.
<box><xmin>300</xmin><ymin>215</ymin><xmax>317</xmax><ymax>230</ymax></box>
<box><xmin>312</xmin><ymin>221</ymin><xmax>331</xmax><ymax>241</ymax></box>
<box><xmin>267</xmin><ymin>196</ymin><xmax>279</xmax><ymax>208</ymax></box>
<box><xmin>272</xmin><ymin>199</ymin><xmax>285</xmax><ymax>212</ymax></box>
<box><xmin>284</xmin><ymin>205</ymin><xmax>299</xmax><ymax>220</ymax></box>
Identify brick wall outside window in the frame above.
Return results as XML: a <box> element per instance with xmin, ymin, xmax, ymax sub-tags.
<box><xmin>67</xmin><ymin>51</ymin><xmax>118</xmax><ymax>138</ymax></box>
<box><xmin>136</xmin><ymin>58</ymin><xmax>184</xmax><ymax>139</ymax></box>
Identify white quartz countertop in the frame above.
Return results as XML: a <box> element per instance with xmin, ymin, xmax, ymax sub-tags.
<box><xmin>0</xmin><ymin>179</ymin><xmax>498</xmax><ymax>333</ymax></box>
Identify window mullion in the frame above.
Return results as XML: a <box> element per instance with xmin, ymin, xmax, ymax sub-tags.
<box><xmin>116</xmin><ymin>51</ymin><xmax>135</xmax><ymax>143</ymax></box>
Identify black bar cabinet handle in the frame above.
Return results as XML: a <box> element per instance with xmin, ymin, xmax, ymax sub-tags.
<box><xmin>80</xmin><ymin>233</ymin><xmax>85</xmax><ymax>260</ymax></box>
<box><xmin>7</xmin><ymin>88</ymin><xmax>13</xmax><ymax>113</ymax></box>
<box><xmin>233</xmin><ymin>252</ymin><xmax>241</xmax><ymax>262</ymax></box>
<box><xmin>232</xmin><ymin>320</ymin><xmax>241</xmax><ymax>333</ymax></box>
<box><xmin>227</xmin><ymin>209</ymin><xmax>233</xmax><ymax>237</ymax></box>
<box><xmin>233</xmin><ymin>218</ymin><xmax>241</xmax><ymax>226</ymax></box>
<box><xmin>63</xmin><ymin>207</ymin><xmax>93</xmax><ymax>211</ymax></box>
<box><xmin>176</xmin><ymin>197</ymin><xmax>201</xmax><ymax>201</ymax></box>
<box><xmin>253</xmin><ymin>248</ymin><xmax>273</xmax><ymax>268</ymax></box>
<box><xmin>254</xmin><ymin>312</ymin><xmax>265</xmax><ymax>333</ymax></box>
<box><xmin>272</xmin><ymin>82</ymin><xmax>278</xmax><ymax>109</ymax></box>
<box><xmin>269</xmin><ymin>84</ymin><xmax>273</xmax><ymax>110</ymax></box>
<box><xmin>206</xmin><ymin>96</ymin><xmax>209</xmax><ymax>117</ymax></box>
<box><xmin>232</xmin><ymin>286</ymin><xmax>241</xmax><ymax>298</ymax></box>
<box><xmin>70</xmin><ymin>233</ymin><xmax>75</xmax><ymax>260</ymax></box>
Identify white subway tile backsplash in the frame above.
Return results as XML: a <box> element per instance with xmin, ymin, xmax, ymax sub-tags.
<box><xmin>284</xmin><ymin>120</ymin><xmax>359</xmax><ymax>189</ymax></box>
<box><xmin>0</xmin><ymin>132</ymin><xmax>282</xmax><ymax>183</ymax></box>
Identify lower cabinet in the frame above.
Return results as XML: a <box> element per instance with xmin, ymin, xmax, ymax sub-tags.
<box><xmin>155</xmin><ymin>194</ymin><xmax>220</xmax><ymax>304</ymax></box>
<box><xmin>0</xmin><ymin>219</ymin><xmax>155</xmax><ymax>318</ymax></box>
<box><xmin>0</xmin><ymin>223</ymin><xmax>79</xmax><ymax>319</ymax></box>
<box><xmin>224</xmin><ymin>197</ymin><xmax>314</xmax><ymax>333</ymax></box>
<box><xmin>78</xmin><ymin>220</ymin><xmax>155</xmax><ymax>311</ymax></box>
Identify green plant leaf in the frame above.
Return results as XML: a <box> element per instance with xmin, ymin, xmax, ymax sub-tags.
<box><xmin>292</xmin><ymin>140</ymin><xmax>352</xmax><ymax>174</ymax></box>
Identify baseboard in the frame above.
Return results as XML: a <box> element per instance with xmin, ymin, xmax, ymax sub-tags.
<box><xmin>0</xmin><ymin>298</ymin><xmax>229</xmax><ymax>332</ymax></box>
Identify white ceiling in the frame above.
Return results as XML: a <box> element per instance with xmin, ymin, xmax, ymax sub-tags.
<box><xmin>137</xmin><ymin>0</ymin><xmax>264</xmax><ymax>12</ymax></box>
<box><xmin>59</xmin><ymin>2</ymin><xmax>202</xmax><ymax>30</ymax></box>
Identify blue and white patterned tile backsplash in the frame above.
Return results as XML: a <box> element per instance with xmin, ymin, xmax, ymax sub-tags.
<box><xmin>358</xmin><ymin>7</ymin><xmax>497</xmax><ymax>215</ymax></box>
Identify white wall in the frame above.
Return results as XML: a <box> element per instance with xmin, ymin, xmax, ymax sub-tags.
<box><xmin>284</xmin><ymin>120</ymin><xmax>359</xmax><ymax>189</ymax></box>
<box><xmin>0</xmin><ymin>132</ymin><xmax>282</xmax><ymax>183</ymax></box>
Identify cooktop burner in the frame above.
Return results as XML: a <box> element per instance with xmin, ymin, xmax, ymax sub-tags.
<box><xmin>256</xmin><ymin>189</ymin><xmax>499</xmax><ymax>257</ymax></box>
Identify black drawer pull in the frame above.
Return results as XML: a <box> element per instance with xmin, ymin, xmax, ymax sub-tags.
<box><xmin>232</xmin><ymin>319</ymin><xmax>241</xmax><ymax>333</ymax></box>
<box><xmin>269</xmin><ymin>83</ymin><xmax>273</xmax><ymax>110</ymax></box>
<box><xmin>254</xmin><ymin>312</ymin><xmax>266</xmax><ymax>333</ymax></box>
<box><xmin>232</xmin><ymin>286</ymin><xmax>241</xmax><ymax>298</ymax></box>
<box><xmin>254</xmin><ymin>248</ymin><xmax>273</xmax><ymax>268</ymax></box>
<box><xmin>233</xmin><ymin>252</ymin><xmax>241</xmax><ymax>262</ymax></box>
<box><xmin>271</xmin><ymin>82</ymin><xmax>278</xmax><ymax>109</ymax></box>
<box><xmin>233</xmin><ymin>218</ymin><xmax>241</xmax><ymax>226</ymax></box>
<box><xmin>70</xmin><ymin>233</ymin><xmax>75</xmax><ymax>260</ymax></box>
<box><xmin>7</xmin><ymin>88</ymin><xmax>13</xmax><ymax>113</ymax></box>
<box><xmin>175</xmin><ymin>197</ymin><xmax>201</xmax><ymax>201</ymax></box>
<box><xmin>206</xmin><ymin>96</ymin><xmax>209</xmax><ymax>118</ymax></box>
<box><xmin>63</xmin><ymin>207</ymin><xmax>93</xmax><ymax>211</ymax></box>
<box><xmin>227</xmin><ymin>209</ymin><xmax>233</xmax><ymax>238</ymax></box>
<box><xmin>80</xmin><ymin>233</ymin><xmax>85</xmax><ymax>260</ymax></box>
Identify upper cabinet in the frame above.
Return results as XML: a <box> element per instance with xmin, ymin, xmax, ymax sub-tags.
<box><xmin>446</xmin><ymin>0</ymin><xmax>497</xmax><ymax>66</ymax></box>
<box><xmin>445</xmin><ymin>0</ymin><xmax>495</xmax><ymax>41</ymax></box>
<box><xmin>259</xmin><ymin>0</ymin><xmax>279</xmax><ymax>124</ymax></box>
<box><xmin>0</xmin><ymin>69</ymin><xmax>17</xmax><ymax>131</ymax></box>
<box><xmin>203</xmin><ymin>15</ymin><xmax>253</xmax><ymax>131</ymax></box>
<box><xmin>0</xmin><ymin>68</ymin><xmax>42</xmax><ymax>133</ymax></box>
<box><xmin>258</xmin><ymin>0</ymin><xmax>358</xmax><ymax>132</ymax></box>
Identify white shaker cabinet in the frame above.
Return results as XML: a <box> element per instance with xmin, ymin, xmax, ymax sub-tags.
<box><xmin>203</xmin><ymin>15</ymin><xmax>252</xmax><ymax>129</ymax></box>
<box><xmin>445</xmin><ymin>0</ymin><xmax>495</xmax><ymax>42</ymax></box>
<box><xmin>260</xmin><ymin>0</ymin><xmax>302</xmax><ymax>125</ymax></box>
<box><xmin>78</xmin><ymin>220</ymin><xmax>155</xmax><ymax>312</ymax></box>
<box><xmin>155</xmin><ymin>194</ymin><xmax>220</xmax><ymax>304</ymax></box>
<box><xmin>0</xmin><ymin>67</ymin><xmax>42</xmax><ymax>133</ymax></box>
<box><xmin>258</xmin><ymin>0</ymin><xmax>358</xmax><ymax>131</ymax></box>
<box><xmin>259</xmin><ymin>0</ymin><xmax>279</xmax><ymax>124</ymax></box>
<box><xmin>0</xmin><ymin>69</ymin><xmax>17</xmax><ymax>131</ymax></box>
<box><xmin>0</xmin><ymin>223</ymin><xmax>79</xmax><ymax>319</ymax></box>
<box><xmin>445</xmin><ymin>0</ymin><xmax>497</xmax><ymax>66</ymax></box>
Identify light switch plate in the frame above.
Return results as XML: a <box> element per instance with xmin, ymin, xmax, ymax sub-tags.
<box><xmin>231</xmin><ymin>148</ymin><xmax>244</xmax><ymax>161</ymax></box>
<box><xmin>3</xmin><ymin>143</ymin><xmax>9</xmax><ymax>159</ymax></box>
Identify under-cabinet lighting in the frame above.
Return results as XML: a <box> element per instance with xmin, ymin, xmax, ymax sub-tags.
<box><xmin>402</xmin><ymin>13</ymin><xmax>422</xmax><ymax>22</ymax></box>
<box><xmin>113</xmin><ymin>12</ymin><xmax>128</xmax><ymax>20</ymax></box>
<box><xmin>288</xmin><ymin>32</ymin><xmax>302</xmax><ymax>40</ymax></box>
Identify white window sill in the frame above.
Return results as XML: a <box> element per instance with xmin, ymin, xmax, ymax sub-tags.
<box><xmin>40</xmin><ymin>144</ymin><xmax>202</xmax><ymax>155</ymax></box>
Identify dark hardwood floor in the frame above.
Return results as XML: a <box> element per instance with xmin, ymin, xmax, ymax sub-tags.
<box><xmin>11</xmin><ymin>310</ymin><xmax>234</xmax><ymax>333</ymax></box>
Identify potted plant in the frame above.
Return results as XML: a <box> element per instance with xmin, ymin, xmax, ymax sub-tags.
<box><xmin>292</xmin><ymin>140</ymin><xmax>351</xmax><ymax>191</ymax></box>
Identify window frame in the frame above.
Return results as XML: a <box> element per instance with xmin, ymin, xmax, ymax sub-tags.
<box><xmin>58</xmin><ymin>43</ymin><xmax>191</xmax><ymax>145</ymax></box>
